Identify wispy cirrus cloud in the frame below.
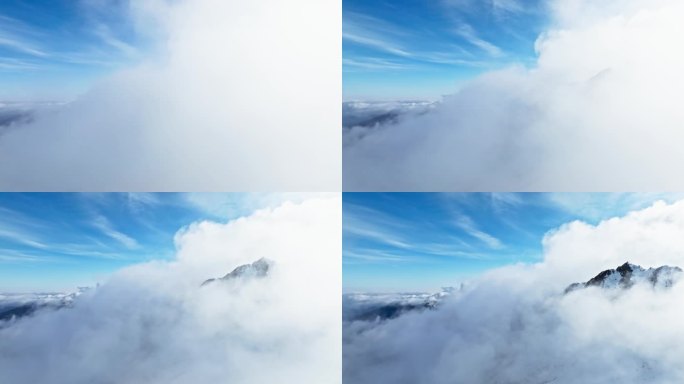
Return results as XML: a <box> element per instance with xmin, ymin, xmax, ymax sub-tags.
<box><xmin>343</xmin><ymin>58</ymin><xmax>416</xmax><ymax>71</ymax></box>
<box><xmin>344</xmin><ymin>206</ymin><xmax>413</xmax><ymax>250</ymax></box>
<box><xmin>453</xmin><ymin>215</ymin><xmax>503</xmax><ymax>249</ymax></box>
<box><xmin>343</xmin><ymin>13</ymin><xmax>414</xmax><ymax>58</ymax></box>
<box><xmin>93</xmin><ymin>23</ymin><xmax>139</xmax><ymax>57</ymax></box>
<box><xmin>0</xmin><ymin>36</ymin><xmax>48</xmax><ymax>57</ymax></box>
<box><xmin>344</xmin><ymin>198</ymin><xmax>506</xmax><ymax>265</ymax></box>
<box><xmin>0</xmin><ymin>227</ymin><xmax>48</xmax><ymax>250</ymax></box>
<box><xmin>343</xmin><ymin>0</ymin><xmax>544</xmax><ymax>99</ymax></box>
<box><xmin>0</xmin><ymin>15</ymin><xmax>49</xmax><ymax>57</ymax></box>
<box><xmin>0</xmin><ymin>57</ymin><xmax>43</xmax><ymax>70</ymax></box>
<box><xmin>91</xmin><ymin>215</ymin><xmax>139</xmax><ymax>249</ymax></box>
<box><xmin>453</xmin><ymin>24</ymin><xmax>504</xmax><ymax>57</ymax></box>
<box><xmin>443</xmin><ymin>0</ymin><xmax>531</xmax><ymax>15</ymax></box>
<box><xmin>0</xmin><ymin>2</ymin><xmax>148</xmax><ymax>100</ymax></box>
<box><xmin>344</xmin><ymin>10</ymin><xmax>492</xmax><ymax>65</ymax></box>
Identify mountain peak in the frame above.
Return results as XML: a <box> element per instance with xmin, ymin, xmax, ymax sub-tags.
<box><xmin>201</xmin><ymin>257</ymin><xmax>273</xmax><ymax>286</ymax></box>
<box><xmin>566</xmin><ymin>262</ymin><xmax>682</xmax><ymax>293</ymax></box>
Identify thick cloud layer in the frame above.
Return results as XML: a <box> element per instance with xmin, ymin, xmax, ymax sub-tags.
<box><xmin>344</xmin><ymin>200</ymin><xmax>684</xmax><ymax>383</ymax></box>
<box><xmin>344</xmin><ymin>0</ymin><xmax>684</xmax><ymax>191</ymax></box>
<box><xmin>0</xmin><ymin>0</ymin><xmax>340</xmax><ymax>191</ymax></box>
<box><xmin>0</xmin><ymin>196</ymin><xmax>341</xmax><ymax>384</ymax></box>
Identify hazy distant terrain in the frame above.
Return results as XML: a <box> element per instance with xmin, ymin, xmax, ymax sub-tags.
<box><xmin>342</xmin><ymin>101</ymin><xmax>436</xmax><ymax>146</ymax></box>
<box><xmin>343</xmin><ymin>289</ymin><xmax>453</xmax><ymax>322</ymax></box>
<box><xmin>0</xmin><ymin>291</ymin><xmax>81</xmax><ymax>323</ymax></box>
<box><xmin>0</xmin><ymin>102</ymin><xmax>64</xmax><ymax>135</ymax></box>
<box><xmin>0</xmin><ymin>103</ymin><xmax>34</xmax><ymax>133</ymax></box>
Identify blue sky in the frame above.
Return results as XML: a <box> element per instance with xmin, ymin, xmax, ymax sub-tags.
<box><xmin>0</xmin><ymin>1</ymin><xmax>148</xmax><ymax>101</ymax></box>
<box><xmin>343</xmin><ymin>0</ymin><xmax>548</xmax><ymax>100</ymax></box>
<box><xmin>344</xmin><ymin>193</ymin><xmax>684</xmax><ymax>292</ymax></box>
<box><xmin>0</xmin><ymin>193</ymin><xmax>293</xmax><ymax>292</ymax></box>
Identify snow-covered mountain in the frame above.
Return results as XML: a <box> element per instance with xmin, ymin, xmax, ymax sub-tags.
<box><xmin>566</xmin><ymin>262</ymin><xmax>682</xmax><ymax>293</ymax></box>
<box><xmin>201</xmin><ymin>257</ymin><xmax>273</xmax><ymax>286</ymax></box>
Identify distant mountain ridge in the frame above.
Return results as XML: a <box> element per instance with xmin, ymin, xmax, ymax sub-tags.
<box><xmin>342</xmin><ymin>101</ymin><xmax>436</xmax><ymax>129</ymax></box>
<box><xmin>0</xmin><ymin>291</ymin><xmax>84</xmax><ymax>323</ymax></box>
<box><xmin>566</xmin><ymin>262</ymin><xmax>682</xmax><ymax>293</ymax></box>
<box><xmin>344</xmin><ymin>287</ymin><xmax>455</xmax><ymax>322</ymax></box>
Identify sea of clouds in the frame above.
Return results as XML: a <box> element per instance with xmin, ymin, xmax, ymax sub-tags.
<box><xmin>344</xmin><ymin>0</ymin><xmax>684</xmax><ymax>191</ymax></box>
<box><xmin>0</xmin><ymin>196</ymin><xmax>341</xmax><ymax>384</ymax></box>
<box><xmin>0</xmin><ymin>0</ymin><xmax>340</xmax><ymax>191</ymax></box>
<box><xmin>345</xmin><ymin>200</ymin><xmax>684</xmax><ymax>383</ymax></box>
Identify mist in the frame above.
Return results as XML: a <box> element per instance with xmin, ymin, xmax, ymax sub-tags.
<box><xmin>343</xmin><ymin>0</ymin><xmax>684</xmax><ymax>191</ymax></box>
<box><xmin>344</xmin><ymin>200</ymin><xmax>684</xmax><ymax>383</ymax></box>
<box><xmin>0</xmin><ymin>0</ymin><xmax>340</xmax><ymax>191</ymax></box>
<box><xmin>0</xmin><ymin>196</ymin><xmax>341</xmax><ymax>384</ymax></box>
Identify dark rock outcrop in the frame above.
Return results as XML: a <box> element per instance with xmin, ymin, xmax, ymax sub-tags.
<box><xmin>565</xmin><ymin>262</ymin><xmax>682</xmax><ymax>293</ymax></box>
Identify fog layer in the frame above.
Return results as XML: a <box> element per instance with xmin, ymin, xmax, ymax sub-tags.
<box><xmin>0</xmin><ymin>0</ymin><xmax>340</xmax><ymax>191</ymax></box>
<box><xmin>344</xmin><ymin>0</ymin><xmax>684</xmax><ymax>191</ymax></box>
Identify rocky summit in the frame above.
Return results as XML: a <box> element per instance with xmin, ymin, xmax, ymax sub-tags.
<box><xmin>565</xmin><ymin>262</ymin><xmax>682</xmax><ymax>293</ymax></box>
<box><xmin>201</xmin><ymin>257</ymin><xmax>273</xmax><ymax>286</ymax></box>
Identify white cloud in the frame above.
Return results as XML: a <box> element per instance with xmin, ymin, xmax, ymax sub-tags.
<box><xmin>344</xmin><ymin>0</ymin><xmax>684</xmax><ymax>191</ymax></box>
<box><xmin>0</xmin><ymin>195</ymin><xmax>341</xmax><ymax>383</ymax></box>
<box><xmin>344</xmin><ymin>199</ymin><xmax>684</xmax><ymax>383</ymax></box>
<box><xmin>0</xmin><ymin>0</ymin><xmax>340</xmax><ymax>191</ymax></box>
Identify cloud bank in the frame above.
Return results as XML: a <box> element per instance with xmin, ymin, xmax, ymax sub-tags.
<box><xmin>344</xmin><ymin>200</ymin><xmax>684</xmax><ymax>383</ymax></box>
<box><xmin>344</xmin><ymin>0</ymin><xmax>684</xmax><ymax>190</ymax></box>
<box><xmin>0</xmin><ymin>196</ymin><xmax>341</xmax><ymax>384</ymax></box>
<box><xmin>0</xmin><ymin>0</ymin><xmax>340</xmax><ymax>191</ymax></box>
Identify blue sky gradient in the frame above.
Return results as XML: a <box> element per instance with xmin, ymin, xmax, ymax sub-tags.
<box><xmin>344</xmin><ymin>193</ymin><xmax>684</xmax><ymax>292</ymax></box>
<box><xmin>343</xmin><ymin>0</ymin><xmax>547</xmax><ymax>100</ymax></box>
<box><xmin>0</xmin><ymin>193</ymin><xmax>291</xmax><ymax>292</ymax></box>
<box><xmin>0</xmin><ymin>1</ymin><xmax>147</xmax><ymax>100</ymax></box>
